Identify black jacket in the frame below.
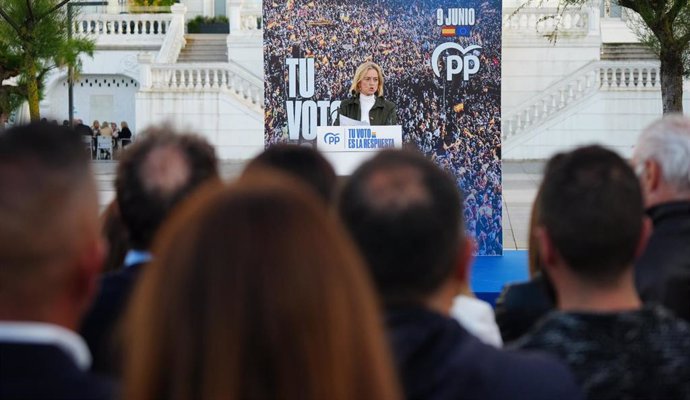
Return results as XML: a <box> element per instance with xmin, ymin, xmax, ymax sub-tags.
<box><xmin>495</xmin><ymin>274</ymin><xmax>556</xmax><ymax>343</ymax></box>
<box><xmin>0</xmin><ymin>342</ymin><xmax>115</xmax><ymax>400</ymax></box>
<box><xmin>336</xmin><ymin>94</ymin><xmax>398</xmax><ymax>126</ymax></box>
<box><xmin>635</xmin><ymin>201</ymin><xmax>690</xmax><ymax>322</ymax></box>
<box><xmin>387</xmin><ymin>306</ymin><xmax>583</xmax><ymax>400</ymax></box>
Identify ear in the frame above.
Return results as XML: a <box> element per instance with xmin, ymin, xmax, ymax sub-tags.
<box><xmin>72</xmin><ymin>237</ymin><xmax>106</xmax><ymax>311</ymax></box>
<box><xmin>634</xmin><ymin>216</ymin><xmax>652</xmax><ymax>259</ymax></box>
<box><xmin>453</xmin><ymin>236</ymin><xmax>475</xmax><ymax>285</ymax></box>
<box><xmin>643</xmin><ymin>159</ymin><xmax>661</xmax><ymax>192</ymax></box>
<box><xmin>534</xmin><ymin>226</ymin><xmax>558</xmax><ymax>274</ymax></box>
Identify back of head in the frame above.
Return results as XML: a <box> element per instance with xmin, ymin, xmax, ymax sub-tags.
<box><xmin>244</xmin><ymin>144</ymin><xmax>336</xmax><ymax>203</ymax></box>
<box><xmin>125</xmin><ymin>173</ymin><xmax>399</xmax><ymax>400</ymax></box>
<box><xmin>115</xmin><ymin>126</ymin><xmax>218</xmax><ymax>250</ymax></box>
<box><xmin>339</xmin><ymin>149</ymin><xmax>463</xmax><ymax>305</ymax></box>
<box><xmin>634</xmin><ymin>114</ymin><xmax>690</xmax><ymax>196</ymax></box>
<box><xmin>538</xmin><ymin>145</ymin><xmax>644</xmax><ymax>284</ymax></box>
<box><xmin>0</xmin><ymin>123</ymin><xmax>98</xmax><ymax>313</ymax></box>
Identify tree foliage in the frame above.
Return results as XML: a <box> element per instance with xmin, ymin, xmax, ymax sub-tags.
<box><xmin>0</xmin><ymin>0</ymin><xmax>95</xmax><ymax>121</ymax></box>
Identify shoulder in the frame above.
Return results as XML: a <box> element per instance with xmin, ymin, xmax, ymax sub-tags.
<box><xmin>376</xmin><ymin>96</ymin><xmax>396</xmax><ymax>109</ymax></box>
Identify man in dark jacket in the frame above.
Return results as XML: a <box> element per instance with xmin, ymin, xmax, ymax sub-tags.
<box><xmin>633</xmin><ymin>115</ymin><xmax>690</xmax><ymax>322</ymax></box>
<box><xmin>0</xmin><ymin>123</ymin><xmax>114</xmax><ymax>400</ymax></box>
<box><xmin>80</xmin><ymin>128</ymin><xmax>219</xmax><ymax>375</ymax></box>
<box><xmin>339</xmin><ymin>150</ymin><xmax>582</xmax><ymax>400</ymax></box>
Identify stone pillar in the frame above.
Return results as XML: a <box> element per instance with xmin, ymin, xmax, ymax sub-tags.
<box><xmin>106</xmin><ymin>0</ymin><xmax>119</xmax><ymax>14</ymax></box>
<box><xmin>588</xmin><ymin>0</ymin><xmax>601</xmax><ymax>35</ymax></box>
<box><xmin>227</xmin><ymin>0</ymin><xmax>244</xmax><ymax>33</ymax></box>
<box><xmin>138</xmin><ymin>53</ymin><xmax>154</xmax><ymax>89</ymax></box>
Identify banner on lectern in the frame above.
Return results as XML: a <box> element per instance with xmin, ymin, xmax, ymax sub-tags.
<box><xmin>263</xmin><ymin>0</ymin><xmax>503</xmax><ymax>255</ymax></box>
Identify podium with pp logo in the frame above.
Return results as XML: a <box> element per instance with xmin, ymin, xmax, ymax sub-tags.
<box><xmin>317</xmin><ymin>125</ymin><xmax>403</xmax><ymax>175</ymax></box>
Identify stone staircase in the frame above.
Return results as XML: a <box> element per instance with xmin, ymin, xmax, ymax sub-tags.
<box><xmin>177</xmin><ymin>34</ymin><xmax>228</xmax><ymax>62</ymax></box>
<box><xmin>601</xmin><ymin>43</ymin><xmax>658</xmax><ymax>61</ymax></box>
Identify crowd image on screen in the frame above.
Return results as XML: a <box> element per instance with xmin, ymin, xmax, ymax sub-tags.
<box><xmin>263</xmin><ymin>0</ymin><xmax>503</xmax><ymax>254</ymax></box>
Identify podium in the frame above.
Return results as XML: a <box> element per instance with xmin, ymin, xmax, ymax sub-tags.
<box><xmin>316</xmin><ymin>125</ymin><xmax>402</xmax><ymax>175</ymax></box>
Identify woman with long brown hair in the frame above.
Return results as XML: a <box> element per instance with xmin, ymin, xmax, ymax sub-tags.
<box><xmin>123</xmin><ymin>173</ymin><xmax>401</xmax><ymax>400</ymax></box>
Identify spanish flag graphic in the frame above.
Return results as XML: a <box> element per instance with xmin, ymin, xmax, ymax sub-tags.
<box><xmin>441</xmin><ymin>26</ymin><xmax>456</xmax><ymax>37</ymax></box>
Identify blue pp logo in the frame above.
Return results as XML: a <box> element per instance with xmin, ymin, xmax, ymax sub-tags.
<box><xmin>324</xmin><ymin>132</ymin><xmax>341</xmax><ymax>145</ymax></box>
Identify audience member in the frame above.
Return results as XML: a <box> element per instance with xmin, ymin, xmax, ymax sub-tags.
<box><xmin>495</xmin><ymin>188</ymin><xmax>556</xmax><ymax>343</ymax></box>
<box><xmin>75</xmin><ymin>119</ymin><xmax>93</xmax><ymax>137</ymax></box>
<box><xmin>244</xmin><ymin>144</ymin><xmax>337</xmax><ymax>204</ymax></box>
<box><xmin>118</xmin><ymin>121</ymin><xmax>133</xmax><ymax>149</ymax></box>
<box><xmin>513</xmin><ymin>145</ymin><xmax>690</xmax><ymax>399</ymax></box>
<box><xmin>124</xmin><ymin>173</ymin><xmax>401</xmax><ymax>400</ymax></box>
<box><xmin>0</xmin><ymin>123</ymin><xmax>113</xmax><ymax>399</ymax></box>
<box><xmin>633</xmin><ymin>115</ymin><xmax>690</xmax><ymax>322</ymax></box>
<box><xmin>92</xmin><ymin>120</ymin><xmax>101</xmax><ymax>135</ymax></box>
<box><xmin>99</xmin><ymin>121</ymin><xmax>113</xmax><ymax>138</ymax></box>
<box><xmin>339</xmin><ymin>149</ymin><xmax>583</xmax><ymax>400</ymax></box>
<box><xmin>80</xmin><ymin>127</ymin><xmax>219</xmax><ymax>375</ymax></box>
<box><xmin>449</xmin><ymin>283</ymin><xmax>503</xmax><ymax>347</ymax></box>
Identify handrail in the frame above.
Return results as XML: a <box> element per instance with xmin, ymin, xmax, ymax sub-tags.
<box><xmin>503</xmin><ymin>60</ymin><xmax>662</xmax><ymax>139</ymax></box>
<box><xmin>503</xmin><ymin>6</ymin><xmax>589</xmax><ymax>35</ymax></box>
<box><xmin>155</xmin><ymin>4</ymin><xmax>187</xmax><ymax>64</ymax></box>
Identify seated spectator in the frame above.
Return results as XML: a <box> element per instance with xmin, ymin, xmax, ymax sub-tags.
<box><xmin>243</xmin><ymin>144</ymin><xmax>337</xmax><ymax>204</ymax></box>
<box><xmin>80</xmin><ymin>127</ymin><xmax>219</xmax><ymax>375</ymax></box>
<box><xmin>0</xmin><ymin>123</ymin><xmax>113</xmax><ymax>400</ymax></box>
<box><xmin>513</xmin><ymin>145</ymin><xmax>690</xmax><ymax>399</ymax></box>
<box><xmin>100</xmin><ymin>121</ymin><xmax>113</xmax><ymax>137</ymax></box>
<box><xmin>75</xmin><ymin>119</ymin><xmax>93</xmax><ymax>137</ymax></box>
<box><xmin>450</xmin><ymin>282</ymin><xmax>503</xmax><ymax>347</ymax></box>
<box><xmin>495</xmin><ymin>188</ymin><xmax>556</xmax><ymax>343</ymax></box>
<box><xmin>92</xmin><ymin>120</ymin><xmax>101</xmax><ymax>136</ymax></box>
<box><xmin>633</xmin><ymin>115</ymin><xmax>690</xmax><ymax>322</ymax></box>
<box><xmin>339</xmin><ymin>150</ymin><xmax>583</xmax><ymax>400</ymax></box>
<box><xmin>123</xmin><ymin>173</ymin><xmax>401</xmax><ymax>400</ymax></box>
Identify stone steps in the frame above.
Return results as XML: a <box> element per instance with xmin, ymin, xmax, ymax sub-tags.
<box><xmin>601</xmin><ymin>43</ymin><xmax>657</xmax><ymax>61</ymax></box>
<box><xmin>178</xmin><ymin>34</ymin><xmax>228</xmax><ymax>62</ymax></box>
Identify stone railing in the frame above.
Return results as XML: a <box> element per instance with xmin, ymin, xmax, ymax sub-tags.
<box><xmin>156</xmin><ymin>4</ymin><xmax>187</xmax><ymax>63</ymax></box>
<box><xmin>73</xmin><ymin>13</ymin><xmax>172</xmax><ymax>47</ymax></box>
<box><xmin>240</xmin><ymin>4</ymin><xmax>262</xmax><ymax>31</ymax></box>
<box><xmin>503</xmin><ymin>60</ymin><xmax>661</xmax><ymax>139</ymax></box>
<box><xmin>142</xmin><ymin>61</ymin><xmax>263</xmax><ymax>110</ymax></box>
<box><xmin>503</xmin><ymin>6</ymin><xmax>592</xmax><ymax>36</ymax></box>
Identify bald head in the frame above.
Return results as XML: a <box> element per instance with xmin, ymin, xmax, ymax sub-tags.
<box><xmin>0</xmin><ymin>123</ymin><xmax>101</xmax><ymax>318</ymax></box>
<box><xmin>115</xmin><ymin>128</ymin><xmax>218</xmax><ymax>250</ymax></box>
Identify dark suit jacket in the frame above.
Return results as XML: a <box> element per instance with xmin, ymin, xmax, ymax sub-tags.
<box><xmin>0</xmin><ymin>342</ymin><xmax>115</xmax><ymax>400</ymax></box>
<box><xmin>494</xmin><ymin>274</ymin><xmax>556</xmax><ymax>343</ymax></box>
<box><xmin>80</xmin><ymin>262</ymin><xmax>145</xmax><ymax>375</ymax></box>
<box><xmin>635</xmin><ymin>201</ymin><xmax>690</xmax><ymax>321</ymax></box>
<box><xmin>387</xmin><ymin>306</ymin><xmax>583</xmax><ymax>400</ymax></box>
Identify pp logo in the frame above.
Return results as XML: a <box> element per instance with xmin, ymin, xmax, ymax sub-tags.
<box><xmin>324</xmin><ymin>132</ymin><xmax>341</xmax><ymax>145</ymax></box>
<box><xmin>431</xmin><ymin>43</ymin><xmax>481</xmax><ymax>81</ymax></box>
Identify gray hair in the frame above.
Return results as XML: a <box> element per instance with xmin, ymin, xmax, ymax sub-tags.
<box><xmin>634</xmin><ymin>114</ymin><xmax>690</xmax><ymax>195</ymax></box>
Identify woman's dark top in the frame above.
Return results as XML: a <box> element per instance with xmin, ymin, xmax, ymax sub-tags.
<box><xmin>495</xmin><ymin>274</ymin><xmax>555</xmax><ymax>343</ymax></box>
<box><xmin>336</xmin><ymin>95</ymin><xmax>398</xmax><ymax>125</ymax></box>
<box><xmin>118</xmin><ymin>127</ymin><xmax>132</xmax><ymax>139</ymax></box>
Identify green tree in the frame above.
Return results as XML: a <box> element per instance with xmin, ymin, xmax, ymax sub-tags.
<box><xmin>0</xmin><ymin>0</ymin><xmax>95</xmax><ymax>121</ymax></box>
<box><xmin>0</xmin><ymin>47</ymin><xmax>25</xmax><ymax>123</ymax></box>
<box><xmin>517</xmin><ymin>0</ymin><xmax>689</xmax><ymax>113</ymax></box>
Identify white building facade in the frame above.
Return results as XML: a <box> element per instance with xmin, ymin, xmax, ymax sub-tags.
<box><xmin>31</xmin><ymin>0</ymin><xmax>689</xmax><ymax>159</ymax></box>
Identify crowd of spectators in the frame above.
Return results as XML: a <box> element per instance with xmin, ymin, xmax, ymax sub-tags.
<box><xmin>264</xmin><ymin>0</ymin><xmax>503</xmax><ymax>254</ymax></box>
<box><xmin>3</xmin><ymin>114</ymin><xmax>690</xmax><ymax>400</ymax></box>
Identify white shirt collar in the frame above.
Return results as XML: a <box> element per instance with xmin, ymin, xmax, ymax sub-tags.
<box><xmin>0</xmin><ymin>321</ymin><xmax>92</xmax><ymax>370</ymax></box>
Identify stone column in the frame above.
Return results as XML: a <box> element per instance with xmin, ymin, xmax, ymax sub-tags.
<box><xmin>107</xmin><ymin>0</ymin><xmax>119</xmax><ymax>14</ymax></box>
<box><xmin>227</xmin><ymin>0</ymin><xmax>244</xmax><ymax>33</ymax></box>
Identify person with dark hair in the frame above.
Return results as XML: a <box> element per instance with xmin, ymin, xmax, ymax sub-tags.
<box><xmin>339</xmin><ymin>149</ymin><xmax>582</xmax><ymax>400</ymax></box>
<box><xmin>633</xmin><ymin>115</ymin><xmax>690</xmax><ymax>322</ymax></box>
<box><xmin>100</xmin><ymin>201</ymin><xmax>129</xmax><ymax>274</ymax></box>
<box><xmin>124</xmin><ymin>172</ymin><xmax>401</xmax><ymax>400</ymax></box>
<box><xmin>0</xmin><ymin>123</ymin><xmax>113</xmax><ymax>400</ymax></box>
<box><xmin>514</xmin><ymin>145</ymin><xmax>690</xmax><ymax>399</ymax></box>
<box><xmin>80</xmin><ymin>127</ymin><xmax>219</xmax><ymax>375</ymax></box>
<box><xmin>243</xmin><ymin>144</ymin><xmax>337</xmax><ymax>204</ymax></box>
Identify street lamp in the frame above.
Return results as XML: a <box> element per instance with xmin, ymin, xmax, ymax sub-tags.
<box><xmin>67</xmin><ymin>1</ymin><xmax>107</xmax><ymax>126</ymax></box>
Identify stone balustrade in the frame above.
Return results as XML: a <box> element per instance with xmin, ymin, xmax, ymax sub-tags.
<box><xmin>503</xmin><ymin>60</ymin><xmax>662</xmax><ymax>139</ymax></box>
<box><xmin>503</xmin><ymin>7</ymin><xmax>590</xmax><ymax>35</ymax></box>
<box><xmin>145</xmin><ymin>63</ymin><xmax>263</xmax><ymax>109</ymax></box>
<box><xmin>73</xmin><ymin>13</ymin><xmax>172</xmax><ymax>47</ymax></box>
